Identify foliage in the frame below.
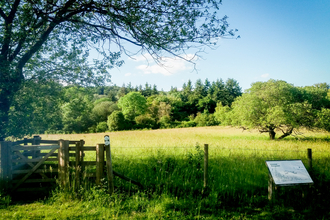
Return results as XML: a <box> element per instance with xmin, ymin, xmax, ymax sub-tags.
<box><xmin>61</xmin><ymin>87</ymin><xmax>95</xmax><ymax>133</ymax></box>
<box><xmin>107</xmin><ymin>110</ymin><xmax>127</xmax><ymax>131</ymax></box>
<box><xmin>6</xmin><ymin>80</ymin><xmax>63</xmax><ymax>137</ymax></box>
<box><xmin>159</xmin><ymin>115</ymin><xmax>172</xmax><ymax>128</ymax></box>
<box><xmin>230</xmin><ymin>79</ymin><xmax>330</xmax><ymax>139</ymax></box>
<box><xmin>214</xmin><ymin>102</ymin><xmax>232</xmax><ymax>125</ymax></box>
<box><xmin>135</xmin><ymin>114</ymin><xmax>158</xmax><ymax>129</ymax></box>
<box><xmin>92</xmin><ymin>101</ymin><xmax>119</xmax><ymax>122</ymax></box>
<box><xmin>118</xmin><ymin>92</ymin><xmax>148</xmax><ymax>121</ymax></box>
<box><xmin>194</xmin><ymin>111</ymin><xmax>218</xmax><ymax>127</ymax></box>
<box><xmin>96</xmin><ymin>122</ymin><xmax>108</xmax><ymax>133</ymax></box>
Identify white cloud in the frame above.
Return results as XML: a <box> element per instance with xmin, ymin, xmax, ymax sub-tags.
<box><xmin>124</xmin><ymin>72</ymin><xmax>132</xmax><ymax>77</ymax></box>
<box><xmin>132</xmin><ymin>54</ymin><xmax>197</xmax><ymax>76</ymax></box>
<box><xmin>261</xmin><ymin>73</ymin><xmax>270</xmax><ymax>78</ymax></box>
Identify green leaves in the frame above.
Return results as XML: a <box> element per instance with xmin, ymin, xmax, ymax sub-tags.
<box><xmin>230</xmin><ymin>80</ymin><xmax>330</xmax><ymax>139</ymax></box>
<box><xmin>118</xmin><ymin>92</ymin><xmax>148</xmax><ymax>121</ymax></box>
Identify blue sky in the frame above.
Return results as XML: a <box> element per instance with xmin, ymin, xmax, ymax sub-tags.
<box><xmin>107</xmin><ymin>0</ymin><xmax>330</xmax><ymax>92</ymax></box>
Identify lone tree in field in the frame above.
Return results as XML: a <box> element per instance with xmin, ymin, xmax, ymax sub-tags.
<box><xmin>229</xmin><ymin>79</ymin><xmax>330</xmax><ymax>140</ymax></box>
<box><xmin>0</xmin><ymin>0</ymin><xmax>237</xmax><ymax>139</ymax></box>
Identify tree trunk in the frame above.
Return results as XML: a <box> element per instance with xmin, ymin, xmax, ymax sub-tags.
<box><xmin>278</xmin><ymin>127</ymin><xmax>294</xmax><ymax>139</ymax></box>
<box><xmin>269</xmin><ymin>129</ymin><xmax>276</xmax><ymax>140</ymax></box>
<box><xmin>0</xmin><ymin>66</ymin><xmax>22</xmax><ymax>139</ymax></box>
<box><xmin>0</xmin><ymin>91</ymin><xmax>12</xmax><ymax>140</ymax></box>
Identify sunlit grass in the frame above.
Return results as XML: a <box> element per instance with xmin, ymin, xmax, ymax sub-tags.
<box><xmin>1</xmin><ymin>126</ymin><xmax>329</xmax><ymax>219</ymax></box>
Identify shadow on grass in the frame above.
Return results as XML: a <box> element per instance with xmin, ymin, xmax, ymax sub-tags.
<box><xmin>2</xmin><ymin>147</ymin><xmax>330</xmax><ymax>219</ymax></box>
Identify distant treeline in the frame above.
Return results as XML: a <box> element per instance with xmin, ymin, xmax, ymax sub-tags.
<box><xmin>7</xmin><ymin>78</ymin><xmax>242</xmax><ymax>137</ymax></box>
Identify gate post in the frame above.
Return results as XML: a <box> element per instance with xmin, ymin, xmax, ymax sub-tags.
<box><xmin>32</xmin><ymin>135</ymin><xmax>41</xmax><ymax>158</ymax></box>
<box><xmin>104</xmin><ymin>135</ymin><xmax>114</xmax><ymax>194</ymax></box>
<box><xmin>58</xmin><ymin>140</ymin><xmax>70</xmax><ymax>189</ymax></box>
<box><xmin>74</xmin><ymin>140</ymin><xmax>81</xmax><ymax>191</ymax></box>
<box><xmin>0</xmin><ymin>141</ymin><xmax>12</xmax><ymax>190</ymax></box>
<box><xmin>96</xmin><ymin>144</ymin><xmax>105</xmax><ymax>185</ymax></box>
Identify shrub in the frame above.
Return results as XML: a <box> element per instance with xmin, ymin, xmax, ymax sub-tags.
<box><xmin>107</xmin><ymin>111</ymin><xmax>126</xmax><ymax>131</ymax></box>
<box><xmin>194</xmin><ymin>112</ymin><xmax>218</xmax><ymax>127</ymax></box>
<box><xmin>159</xmin><ymin>115</ymin><xmax>172</xmax><ymax>128</ymax></box>
<box><xmin>135</xmin><ymin>114</ymin><xmax>158</xmax><ymax>129</ymax></box>
<box><xmin>96</xmin><ymin>122</ymin><xmax>108</xmax><ymax>132</ymax></box>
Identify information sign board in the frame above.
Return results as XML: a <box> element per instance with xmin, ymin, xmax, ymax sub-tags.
<box><xmin>266</xmin><ymin>160</ymin><xmax>313</xmax><ymax>186</ymax></box>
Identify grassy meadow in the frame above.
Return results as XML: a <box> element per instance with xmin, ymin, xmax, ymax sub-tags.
<box><xmin>1</xmin><ymin>126</ymin><xmax>330</xmax><ymax>219</ymax></box>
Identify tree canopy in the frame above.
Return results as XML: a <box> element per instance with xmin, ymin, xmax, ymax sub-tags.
<box><xmin>229</xmin><ymin>80</ymin><xmax>330</xmax><ymax>140</ymax></box>
<box><xmin>118</xmin><ymin>92</ymin><xmax>147</xmax><ymax>121</ymax></box>
<box><xmin>0</xmin><ymin>0</ymin><xmax>237</xmax><ymax>139</ymax></box>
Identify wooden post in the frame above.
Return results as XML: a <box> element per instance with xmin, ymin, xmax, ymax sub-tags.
<box><xmin>307</xmin><ymin>148</ymin><xmax>312</xmax><ymax>170</ymax></box>
<box><xmin>104</xmin><ymin>135</ymin><xmax>114</xmax><ymax>194</ymax></box>
<box><xmin>58</xmin><ymin>140</ymin><xmax>70</xmax><ymax>189</ymax></box>
<box><xmin>79</xmin><ymin>140</ymin><xmax>85</xmax><ymax>174</ymax></box>
<box><xmin>75</xmin><ymin>141</ymin><xmax>81</xmax><ymax>191</ymax></box>
<box><xmin>32</xmin><ymin>135</ymin><xmax>41</xmax><ymax>158</ymax></box>
<box><xmin>23</xmin><ymin>138</ymin><xmax>28</xmax><ymax>159</ymax></box>
<box><xmin>268</xmin><ymin>173</ymin><xmax>276</xmax><ymax>202</ymax></box>
<box><xmin>0</xmin><ymin>141</ymin><xmax>12</xmax><ymax>191</ymax></box>
<box><xmin>0</xmin><ymin>141</ymin><xmax>8</xmax><ymax>189</ymax></box>
<box><xmin>204</xmin><ymin>144</ymin><xmax>209</xmax><ymax>188</ymax></box>
<box><xmin>96</xmin><ymin>144</ymin><xmax>105</xmax><ymax>185</ymax></box>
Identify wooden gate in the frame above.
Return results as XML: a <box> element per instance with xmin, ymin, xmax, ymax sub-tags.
<box><xmin>0</xmin><ymin>136</ymin><xmax>62</xmax><ymax>192</ymax></box>
<box><xmin>11</xmin><ymin>142</ymin><xmax>59</xmax><ymax>191</ymax></box>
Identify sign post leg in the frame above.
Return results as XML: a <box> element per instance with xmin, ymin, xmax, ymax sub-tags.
<box><xmin>268</xmin><ymin>173</ymin><xmax>276</xmax><ymax>203</ymax></box>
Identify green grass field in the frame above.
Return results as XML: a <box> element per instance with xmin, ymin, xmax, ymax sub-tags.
<box><xmin>1</xmin><ymin>126</ymin><xmax>330</xmax><ymax>219</ymax></box>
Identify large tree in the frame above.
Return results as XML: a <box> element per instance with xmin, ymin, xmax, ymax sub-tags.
<box><xmin>0</xmin><ymin>0</ymin><xmax>237</xmax><ymax>139</ymax></box>
<box><xmin>117</xmin><ymin>91</ymin><xmax>147</xmax><ymax>121</ymax></box>
<box><xmin>229</xmin><ymin>80</ymin><xmax>330</xmax><ymax>140</ymax></box>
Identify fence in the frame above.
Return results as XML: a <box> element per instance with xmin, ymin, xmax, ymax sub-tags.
<box><xmin>0</xmin><ymin>136</ymin><xmax>116</xmax><ymax>193</ymax></box>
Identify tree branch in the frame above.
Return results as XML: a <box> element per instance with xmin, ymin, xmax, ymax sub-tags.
<box><xmin>8</xmin><ymin>0</ymin><xmax>21</xmax><ymax>21</ymax></box>
<box><xmin>0</xmin><ymin>8</ymin><xmax>7</xmax><ymax>20</ymax></box>
<box><xmin>68</xmin><ymin>18</ymin><xmax>143</xmax><ymax>47</ymax></box>
<box><xmin>17</xmin><ymin>22</ymin><xmax>57</xmax><ymax>76</ymax></box>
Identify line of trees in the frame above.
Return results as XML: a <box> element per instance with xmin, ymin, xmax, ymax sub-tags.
<box><xmin>5</xmin><ymin>78</ymin><xmax>330</xmax><ymax>140</ymax></box>
<box><xmin>6</xmin><ymin>78</ymin><xmax>242</xmax><ymax>137</ymax></box>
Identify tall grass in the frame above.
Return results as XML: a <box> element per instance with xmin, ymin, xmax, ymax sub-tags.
<box><xmin>1</xmin><ymin>126</ymin><xmax>329</xmax><ymax>219</ymax></box>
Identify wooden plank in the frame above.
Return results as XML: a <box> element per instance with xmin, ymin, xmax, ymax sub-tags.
<box><xmin>39</xmin><ymin>140</ymin><xmax>59</xmax><ymax>144</ymax></box>
<box><xmin>29</xmin><ymin>153</ymin><xmax>60</xmax><ymax>157</ymax></box>
<box><xmin>69</xmin><ymin>161</ymin><xmax>96</xmax><ymax>166</ymax></box>
<box><xmin>12</xmin><ymin>145</ymin><xmax>59</xmax><ymax>150</ymax></box>
<box><xmin>12</xmin><ymin>140</ymin><xmax>28</xmax><ymax>145</ymax></box>
<box><xmin>12</xmin><ymin>158</ymin><xmax>58</xmax><ymax>163</ymax></box>
<box><xmin>12</xmin><ymin>147</ymin><xmax>58</xmax><ymax>192</ymax></box>
<box><xmin>69</xmin><ymin>140</ymin><xmax>84</xmax><ymax>145</ymax></box>
<box><xmin>13</xmin><ymin>169</ymin><xmax>59</xmax><ymax>174</ymax></box>
<box><xmin>69</xmin><ymin>146</ymin><xmax>96</xmax><ymax>151</ymax></box>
